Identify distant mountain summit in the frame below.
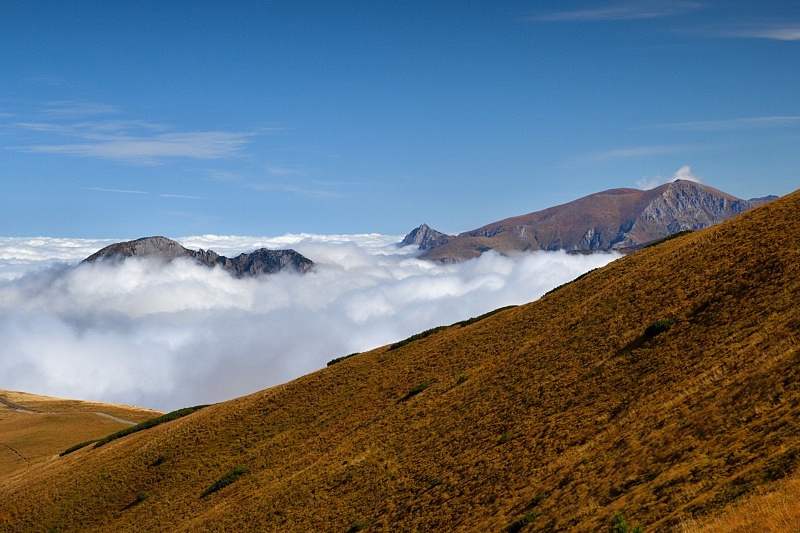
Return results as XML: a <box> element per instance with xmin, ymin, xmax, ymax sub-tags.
<box><xmin>406</xmin><ymin>180</ymin><xmax>771</xmax><ymax>262</ymax></box>
<box><xmin>399</xmin><ymin>223</ymin><xmax>451</xmax><ymax>251</ymax></box>
<box><xmin>84</xmin><ymin>236</ymin><xmax>314</xmax><ymax>277</ymax></box>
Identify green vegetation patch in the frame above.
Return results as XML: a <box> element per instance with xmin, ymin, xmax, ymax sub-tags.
<box><xmin>202</xmin><ymin>466</ymin><xmax>249</xmax><ymax>497</ymax></box>
<box><xmin>389</xmin><ymin>305</ymin><xmax>517</xmax><ymax>351</ymax></box>
<box><xmin>454</xmin><ymin>305</ymin><xmax>517</xmax><ymax>328</ymax></box>
<box><xmin>59</xmin><ymin>439</ymin><xmax>98</xmax><ymax>457</ymax></box>
<box><xmin>643</xmin><ymin>229</ymin><xmax>694</xmax><ymax>249</ymax></box>
<box><xmin>609</xmin><ymin>511</ymin><xmax>644</xmax><ymax>533</ymax></box>
<box><xmin>506</xmin><ymin>511</ymin><xmax>542</xmax><ymax>532</ymax></box>
<box><xmin>543</xmin><ymin>268</ymin><xmax>600</xmax><ymax>297</ymax></box>
<box><xmin>94</xmin><ymin>405</ymin><xmax>209</xmax><ymax>449</ymax></box>
<box><xmin>390</xmin><ymin>326</ymin><xmax>450</xmax><ymax>351</ymax></box>
<box><xmin>400</xmin><ymin>380</ymin><xmax>429</xmax><ymax>402</ymax></box>
<box><xmin>347</xmin><ymin>521</ymin><xmax>369</xmax><ymax>532</ymax></box>
<box><xmin>644</xmin><ymin>318</ymin><xmax>674</xmax><ymax>338</ymax></box>
<box><xmin>327</xmin><ymin>352</ymin><xmax>360</xmax><ymax>366</ymax></box>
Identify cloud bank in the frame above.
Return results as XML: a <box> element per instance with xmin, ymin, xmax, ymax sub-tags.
<box><xmin>0</xmin><ymin>235</ymin><xmax>620</xmax><ymax>411</ymax></box>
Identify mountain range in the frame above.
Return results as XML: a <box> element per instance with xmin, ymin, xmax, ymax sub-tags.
<box><xmin>1</xmin><ymin>188</ymin><xmax>797</xmax><ymax>531</ymax></box>
<box><xmin>84</xmin><ymin>236</ymin><xmax>314</xmax><ymax>277</ymax></box>
<box><xmin>79</xmin><ymin>181</ymin><xmax>774</xmax><ymax>275</ymax></box>
<box><xmin>405</xmin><ymin>180</ymin><xmax>777</xmax><ymax>262</ymax></box>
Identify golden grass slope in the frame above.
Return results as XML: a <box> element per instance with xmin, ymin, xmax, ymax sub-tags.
<box><xmin>0</xmin><ymin>190</ymin><xmax>798</xmax><ymax>532</ymax></box>
<box><xmin>0</xmin><ymin>390</ymin><xmax>161</xmax><ymax>477</ymax></box>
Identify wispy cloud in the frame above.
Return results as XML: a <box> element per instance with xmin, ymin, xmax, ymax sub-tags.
<box><xmin>636</xmin><ymin>164</ymin><xmax>701</xmax><ymax>189</ymax></box>
<box><xmin>648</xmin><ymin>116</ymin><xmax>800</xmax><ymax>131</ymax></box>
<box><xmin>13</xmin><ymin>128</ymin><xmax>254</xmax><ymax>164</ymax></box>
<box><xmin>40</xmin><ymin>100</ymin><xmax>120</xmax><ymax>117</ymax></box>
<box><xmin>245</xmin><ymin>181</ymin><xmax>343</xmax><ymax>199</ymax></box>
<box><xmin>266</xmin><ymin>165</ymin><xmax>308</xmax><ymax>177</ymax></box>
<box><xmin>534</xmin><ymin>1</ymin><xmax>703</xmax><ymax>22</ymax></box>
<box><xmin>723</xmin><ymin>26</ymin><xmax>800</xmax><ymax>41</ymax></box>
<box><xmin>585</xmin><ymin>144</ymin><xmax>697</xmax><ymax>161</ymax></box>
<box><xmin>159</xmin><ymin>193</ymin><xmax>204</xmax><ymax>200</ymax></box>
<box><xmin>82</xmin><ymin>187</ymin><xmax>149</xmax><ymax>195</ymax></box>
<box><xmin>6</xmin><ymin>102</ymin><xmax>258</xmax><ymax>164</ymax></box>
<box><xmin>207</xmin><ymin>167</ymin><xmax>344</xmax><ymax>200</ymax></box>
<box><xmin>82</xmin><ymin>187</ymin><xmax>203</xmax><ymax>200</ymax></box>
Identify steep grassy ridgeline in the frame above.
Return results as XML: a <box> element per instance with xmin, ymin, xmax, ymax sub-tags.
<box><xmin>0</xmin><ymin>390</ymin><xmax>161</xmax><ymax>477</ymax></box>
<box><xmin>0</xmin><ymin>191</ymin><xmax>798</xmax><ymax>532</ymax></box>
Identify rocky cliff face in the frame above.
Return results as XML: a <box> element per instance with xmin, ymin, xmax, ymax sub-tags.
<box><xmin>619</xmin><ymin>180</ymin><xmax>753</xmax><ymax>248</ymax></box>
<box><xmin>84</xmin><ymin>236</ymin><xmax>314</xmax><ymax>277</ymax></box>
<box><xmin>412</xmin><ymin>180</ymin><xmax>771</xmax><ymax>262</ymax></box>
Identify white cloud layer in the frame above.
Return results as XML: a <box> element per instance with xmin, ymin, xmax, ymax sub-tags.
<box><xmin>0</xmin><ymin>235</ymin><xmax>620</xmax><ymax>411</ymax></box>
<box><xmin>636</xmin><ymin>164</ymin><xmax>702</xmax><ymax>190</ymax></box>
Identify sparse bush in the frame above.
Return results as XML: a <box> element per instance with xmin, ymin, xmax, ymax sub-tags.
<box><xmin>327</xmin><ymin>352</ymin><xmax>360</xmax><ymax>366</ymax></box>
<box><xmin>643</xmin><ymin>229</ymin><xmax>694</xmax><ymax>249</ymax></box>
<box><xmin>135</xmin><ymin>492</ymin><xmax>148</xmax><ymax>504</ymax></box>
<box><xmin>59</xmin><ymin>439</ymin><xmax>98</xmax><ymax>457</ymax></box>
<box><xmin>400</xmin><ymin>380</ymin><xmax>429</xmax><ymax>401</ymax></box>
<box><xmin>388</xmin><ymin>305</ymin><xmax>517</xmax><ymax>351</ymax></box>
<box><xmin>455</xmin><ymin>305</ymin><xmax>517</xmax><ymax>327</ymax></box>
<box><xmin>390</xmin><ymin>326</ymin><xmax>450</xmax><ymax>350</ymax></box>
<box><xmin>151</xmin><ymin>454</ymin><xmax>169</xmax><ymax>467</ymax></box>
<box><xmin>202</xmin><ymin>466</ymin><xmax>249</xmax><ymax>497</ymax></box>
<box><xmin>457</xmin><ymin>375</ymin><xmax>468</xmax><ymax>385</ymax></box>
<box><xmin>644</xmin><ymin>318</ymin><xmax>673</xmax><ymax>338</ymax></box>
<box><xmin>609</xmin><ymin>511</ymin><xmax>643</xmax><ymax>533</ymax></box>
<box><xmin>507</xmin><ymin>510</ymin><xmax>542</xmax><ymax>532</ymax></box>
<box><xmin>409</xmin><ymin>381</ymin><xmax>429</xmax><ymax>395</ymax></box>
<box><xmin>528</xmin><ymin>493</ymin><xmax>547</xmax><ymax>508</ymax></box>
<box><xmin>94</xmin><ymin>405</ymin><xmax>209</xmax><ymax>448</ymax></box>
<box><xmin>347</xmin><ymin>521</ymin><xmax>368</xmax><ymax>533</ymax></box>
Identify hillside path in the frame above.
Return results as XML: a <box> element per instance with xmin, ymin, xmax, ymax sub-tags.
<box><xmin>0</xmin><ymin>395</ymin><xmax>138</xmax><ymax>425</ymax></box>
<box><xmin>0</xmin><ymin>396</ymin><xmax>38</xmax><ymax>414</ymax></box>
<box><xmin>91</xmin><ymin>411</ymin><xmax>137</xmax><ymax>426</ymax></box>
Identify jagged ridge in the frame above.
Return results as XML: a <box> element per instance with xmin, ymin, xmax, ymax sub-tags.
<box><xmin>84</xmin><ymin>236</ymin><xmax>314</xmax><ymax>277</ymax></box>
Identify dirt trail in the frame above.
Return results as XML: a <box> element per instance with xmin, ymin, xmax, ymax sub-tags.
<box><xmin>91</xmin><ymin>411</ymin><xmax>137</xmax><ymax>426</ymax></box>
<box><xmin>0</xmin><ymin>443</ymin><xmax>28</xmax><ymax>466</ymax></box>
<box><xmin>0</xmin><ymin>395</ymin><xmax>137</xmax><ymax>425</ymax></box>
<box><xmin>0</xmin><ymin>396</ymin><xmax>39</xmax><ymax>414</ymax></box>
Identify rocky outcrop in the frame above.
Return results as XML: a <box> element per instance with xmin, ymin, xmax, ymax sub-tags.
<box><xmin>415</xmin><ymin>180</ymin><xmax>774</xmax><ymax>262</ymax></box>
<box><xmin>400</xmin><ymin>224</ymin><xmax>453</xmax><ymax>251</ymax></box>
<box><xmin>84</xmin><ymin>237</ymin><xmax>314</xmax><ymax>277</ymax></box>
<box><xmin>621</xmin><ymin>181</ymin><xmax>753</xmax><ymax>248</ymax></box>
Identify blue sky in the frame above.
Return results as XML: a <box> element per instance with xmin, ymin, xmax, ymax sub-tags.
<box><xmin>2</xmin><ymin>1</ymin><xmax>799</xmax><ymax>238</ymax></box>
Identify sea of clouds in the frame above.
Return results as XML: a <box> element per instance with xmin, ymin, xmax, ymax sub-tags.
<box><xmin>0</xmin><ymin>234</ymin><xmax>620</xmax><ymax>411</ymax></box>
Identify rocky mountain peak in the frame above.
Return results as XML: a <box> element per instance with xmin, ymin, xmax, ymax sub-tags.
<box><xmin>412</xmin><ymin>181</ymin><xmax>774</xmax><ymax>262</ymax></box>
<box><xmin>84</xmin><ymin>236</ymin><xmax>195</xmax><ymax>263</ymax></box>
<box><xmin>84</xmin><ymin>236</ymin><xmax>314</xmax><ymax>277</ymax></box>
<box><xmin>400</xmin><ymin>224</ymin><xmax>453</xmax><ymax>251</ymax></box>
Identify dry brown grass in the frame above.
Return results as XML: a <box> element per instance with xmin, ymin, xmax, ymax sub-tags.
<box><xmin>0</xmin><ymin>191</ymin><xmax>797</xmax><ymax>532</ymax></box>
<box><xmin>0</xmin><ymin>390</ymin><xmax>162</xmax><ymax>477</ymax></box>
<box><xmin>0</xmin><ymin>389</ymin><xmax>160</xmax><ymax>421</ymax></box>
<box><xmin>679</xmin><ymin>474</ymin><xmax>800</xmax><ymax>532</ymax></box>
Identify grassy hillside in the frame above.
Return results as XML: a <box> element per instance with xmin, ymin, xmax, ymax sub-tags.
<box><xmin>0</xmin><ymin>190</ymin><xmax>798</xmax><ymax>532</ymax></box>
<box><xmin>0</xmin><ymin>390</ymin><xmax>161</xmax><ymax>477</ymax></box>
